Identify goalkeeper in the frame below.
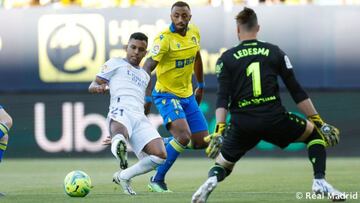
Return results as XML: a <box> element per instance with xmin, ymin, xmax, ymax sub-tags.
<box><xmin>192</xmin><ymin>7</ymin><xmax>343</xmax><ymax>203</ymax></box>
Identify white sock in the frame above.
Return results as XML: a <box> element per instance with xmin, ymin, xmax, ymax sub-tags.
<box><xmin>111</xmin><ymin>134</ymin><xmax>126</xmax><ymax>160</ymax></box>
<box><xmin>120</xmin><ymin>155</ymin><xmax>165</xmax><ymax>180</ymax></box>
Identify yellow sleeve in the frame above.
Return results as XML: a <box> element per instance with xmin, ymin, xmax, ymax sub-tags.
<box><xmin>148</xmin><ymin>34</ymin><xmax>169</xmax><ymax>62</ymax></box>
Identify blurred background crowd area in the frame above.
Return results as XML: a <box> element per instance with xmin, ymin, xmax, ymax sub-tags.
<box><xmin>1</xmin><ymin>0</ymin><xmax>359</xmax><ymax>9</ymax></box>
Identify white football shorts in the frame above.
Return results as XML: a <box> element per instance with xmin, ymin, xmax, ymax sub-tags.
<box><xmin>107</xmin><ymin>105</ymin><xmax>161</xmax><ymax>159</ymax></box>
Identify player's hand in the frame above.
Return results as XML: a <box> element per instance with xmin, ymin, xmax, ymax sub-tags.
<box><xmin>308</xmin><ymin>114</ymin><xmax>340</xmax><ymax>147</ymax></box>
<box><xmin>194</xmin><ymin>87</ymin><xmax>204</xmax><ymax>105</ymax></box>
<box><xmin>204</xmin><ymin>123</ymin><xmax>226</xmax><ymax>159</ymax></box>
<box><xmin>102</xmin><ymin>136</ymin><xmax>111</xmax><ymax>145</ymax></box>
<box><xmin>95</xmin><ymin>84</ymin><xmax>109</xmax><ymax>94</ymax></box>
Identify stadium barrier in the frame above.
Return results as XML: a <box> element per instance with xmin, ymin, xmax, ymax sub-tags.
<box><xmin>0</xmin><ymin>91</ymin><xmax>359</xmax><ymax>158</ymax></box>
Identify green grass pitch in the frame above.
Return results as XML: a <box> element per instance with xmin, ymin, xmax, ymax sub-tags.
<box><xmin>0</xmin><ymin>158</ymin><xmax>359</xmax><ymax>202</ymax></box>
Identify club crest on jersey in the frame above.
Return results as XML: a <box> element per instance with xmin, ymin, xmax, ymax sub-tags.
<box><xmin>176</xmin><ymin>43</ymin><xmax>181</xmax><ymax>49</ymax></box>
<box><xmin>191</xmin><ymin>36</ymin><xmax>197</xmax><ymax>44</ymax></box>
<box><xmin>215</xmin><ymin>62</ymin><xmax>223</xmax><ymax>76</ymax></box>
<box><xmin>151</xmin><ymin>44</ymin><xmax>160</xmax><ymax>55</ymax></box>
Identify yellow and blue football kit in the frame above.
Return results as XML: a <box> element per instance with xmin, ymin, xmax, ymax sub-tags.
<box><xmin>147</xmin><ymin>24</ymin><xmax>208</xmax><ymax>188</ymax></box>
<box><xmin>149</xmin><ymin>23</ymin><xmax>200</xmax><ymax>98</ymax></box>
<box><xmin>148</xmin><ymin>23</ymin><xmax>208</xmax><ymax>134</ymax></box>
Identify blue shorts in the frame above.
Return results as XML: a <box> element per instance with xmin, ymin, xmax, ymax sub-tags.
<box><xmin>152</xmin><ymin>90</ymin><xmax>208</xmax><ymax>134</ymax></box>
<box><xmin>0</xmin><ymin>105</ymin><xmax>3</xmax><ymax>109</ymax></box>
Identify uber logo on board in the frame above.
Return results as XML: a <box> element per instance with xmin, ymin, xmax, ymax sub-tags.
<box><xmin>38</xmin><ymin>14</ymin><xmax>105</xmax><ymax>82</ymax></box>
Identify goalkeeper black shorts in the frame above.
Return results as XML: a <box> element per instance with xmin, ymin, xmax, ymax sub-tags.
<box><xmin>221</xmin><ymin>112</ymin><xmax>307</xmax><ymax>163</ymax></box>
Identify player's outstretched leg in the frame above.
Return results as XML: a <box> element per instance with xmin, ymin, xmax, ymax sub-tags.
<box><xmin>111</xmin><ymin>134</ymin><xmax>128</xmax><ymax>169</ymax></box>
<box><xmin>304</xmin><ymin>128</ymin><xmax>345</xmax><ymax>201</ymax></box>
<box><xmin>113</xmin><ymin>154</ymin><xmax>165</xmax><ymax>195</ymax></box>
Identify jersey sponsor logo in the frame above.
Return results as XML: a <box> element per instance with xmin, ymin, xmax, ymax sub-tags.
<box><xmin>38</xmin><ymin>14</ymin><xmax>105</xmax><ymax>82</ymax></box>
<box><xmin>284</xmin><ymin>55</ymin><xmax>293</xmax><ymax>69</ymax></box>
<box><xmin>126</xmin><ymin>69</ymin><xmax>148</xmax><ymax>88</ymax></box>
<box><xmin>175</xmin><ymin>56</ymin><xmax>195</xmax><ymax>68</ymax></box>
<box><xmin>238</xmin><ymin>95</ymin><xmax>277</xmax><ymax>108</ymax></box>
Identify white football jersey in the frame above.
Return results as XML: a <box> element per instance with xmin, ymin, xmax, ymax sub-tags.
<box><xmin>96</xmin><ymin>58</ymin><xmax>150</xmax><ymax>113</ymax></box>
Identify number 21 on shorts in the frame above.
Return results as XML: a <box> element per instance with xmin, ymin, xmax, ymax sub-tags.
<box><xmin>111</xmin><ymin>107</ymin><xmax>124</xmax><ymax>117</ymax></box>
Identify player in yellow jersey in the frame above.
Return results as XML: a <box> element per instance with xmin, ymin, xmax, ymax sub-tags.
<box><xmin>143</xmin><ymin>1</ymin><xmax>209</xmax><ymax>192</ymax></box>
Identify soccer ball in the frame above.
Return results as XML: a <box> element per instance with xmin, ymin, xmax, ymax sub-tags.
<box><xmin>63</xmin><ymin>170</ymin><xmax>92</xmax><ymax>197</ymax></box>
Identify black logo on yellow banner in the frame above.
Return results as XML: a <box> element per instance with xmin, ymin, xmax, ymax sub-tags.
<box><xmin>38</xmin><ymin>14</ymin><xmax>105</xmax><ymax>82</ymax></box>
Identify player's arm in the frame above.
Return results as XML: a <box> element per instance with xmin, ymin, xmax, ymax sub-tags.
<box><xmin>143</xmin><ymin>58</ymin><xmax>159</xmax><ymax>115</ymax></box>
<box><xmin>205</xmin><ymin>57</ymin><xmax>231</xmax><ymax>158</ymax></box>
<box><xmin>143</xmin><ymin>57</ymin><xmax>158</xmax><ymax>74</ymax></box>
<box><xmin>278</xmin><ymin>50</ymin><xmax>339</xmax><ymax>146</ymax></box>
<box><xmin>142</xmin><ymin>58</ymin><xmax>157</xmax><ymax>116</ymax></box>
<box><xmin>214</xmin><ymin>57</ymin><xmax>231</xmax><ymax>131</ymax></box>
<box><xmin>296</xmin><ymin>98</ymin><xmax>318</xmax><ymax>116</ymax></box>
<box><xmin>143</xmin><ymin>33</ymin><xmax>168</xmax><ymax>74</ymax></box>
<box><xmin>194</xmin><ymin>51</ymin><xmax>204</xmax><ymax>104</ymax></box>
<box><xmin>285</xmin><ymin>76</ymin><xmax>340</xmax><ymax>147</ymax></box>
<box><xmin>276</xmin><ymin>48</ymin><xmax>314</xmax><ymax>113</ymax></box>
<box><xmin>88</xmin><ymin>77</ymin><xmax>109</xmax><ymax>94</ymax></box>
<box><xmin>90</xmin><ymin>60</ymin><xmax>117</xmax><ymax>94</ymax></box>
<box><xmin>143</xmin><ymin>34</ymin><xmax>169</xmax><ymax>114</ymax></box>
<box><xmin>215</xmin><ymin>58</ymin><xmax>231</xmax><ymax>114</ymax></box>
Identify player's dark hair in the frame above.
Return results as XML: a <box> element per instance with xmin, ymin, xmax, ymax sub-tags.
<box><xmin>171</xmin><ymin>1</ymin><xmax>190</xmax><ymax>11</ymax></box>
<box><xmin>235</xmin><ymin>7</ymin><xmax>258</xmax><ymax>31</ymax></box>
<box><xmin>129</xmin><ymin>32</ymin><xmax>148</xmax><ymax>44</ymax></box>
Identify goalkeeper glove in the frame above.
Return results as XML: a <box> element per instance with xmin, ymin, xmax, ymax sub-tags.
<box><xmin>308</xmin><ymin>114</ymin><xmax>340</xmax><ymax>147</ymax></box>
<box><xmin>204</xmin><ymin>123</ymin><xmax>226</xmax><ymax>159</ymax></box>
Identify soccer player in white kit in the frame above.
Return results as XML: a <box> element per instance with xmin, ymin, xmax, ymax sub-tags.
<box><xmin>89</xmin><ymin>32</ymin><xmax>167</xmax><ymax>195</ymax></box>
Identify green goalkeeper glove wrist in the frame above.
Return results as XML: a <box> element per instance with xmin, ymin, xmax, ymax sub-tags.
<box><xmin>308</xmin><ymin>114</ymin><xmax>340</xmax><ymax>147</ymax></box>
